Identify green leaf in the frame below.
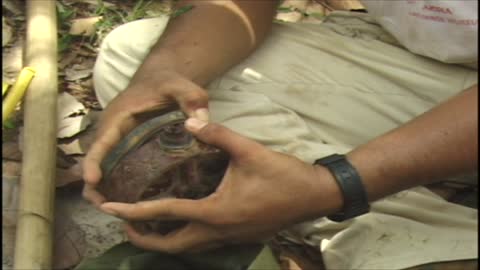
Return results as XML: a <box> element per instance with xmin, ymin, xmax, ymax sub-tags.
<box><xmin>95</xmin><ymin>1</ymin><xmax>106</xmax><ymax>16</ymax></box>
<box><xmin>277</xmin><ymin>6</ymin><xmax>294</xmax><ymax>13</ymax></box>
<box><xmin>307</xmin><ymin>12</ymin><xmax>325</xmax><ymax>20</ymax></box>
<box><xmin>56</xmin><ymin>2</ymin><xmax>75</xmax><ymax>25</ymax></box>
<box><xmin>58</xmin><ymin>34</ymin><xmax>74</xmax><ymax>53</ymax></box>
<box><xmin>171</xmin><ymin>5</ymin><xmax>194</xmax><ymax>18</ymax></box>
<box><xmin>3</xmin><ymin>119</ymin><xmax>16</xmax><ymax>129</ymax></box>
<box><xmin>125</xmin><ymin>0</ymin><xmax>153</xmax><ymax>22</ymax></box>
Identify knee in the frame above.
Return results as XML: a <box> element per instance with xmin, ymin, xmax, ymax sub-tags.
<box><xmin>93</xmin><ymin>17</ymin><xmax>169</xmax><ymax>107</ymax></box>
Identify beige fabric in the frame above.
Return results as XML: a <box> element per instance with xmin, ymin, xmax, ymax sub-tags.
<box><xmin>93</xmin><ymin>12</ymin><xmax>478</xmax><ymax>270</ymax></box>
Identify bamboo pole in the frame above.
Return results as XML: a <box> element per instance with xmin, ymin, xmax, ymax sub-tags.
<box><xmin>13</xmin><ymin>1</ymin><xmax>58</xmax><ymax>269</ymax></box>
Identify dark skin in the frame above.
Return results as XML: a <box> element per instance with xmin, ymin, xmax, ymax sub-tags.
<box><xmin>83</xmin><ymin>1</ymin><xmax>478</xmax><ymax>253</ymax></box>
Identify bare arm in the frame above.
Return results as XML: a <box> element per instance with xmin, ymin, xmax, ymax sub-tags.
<box><xmin>130</xmin><ymin>0</ymin><xmax>278</xmax><ymax>86</ymax></box>
<box><xmin>347</xmin><ymin>84</ymin><xmax>478</xmax><ymax>203</ymax></box>
<box><xmin>83</xmin><ymin>1</ymin><xmax>278</xmax><ymax>199</ymax></box>
<box><xmin>100</xmin><ymin>85</ymin><xmax>478</xmax><ymax>253</ymax></box>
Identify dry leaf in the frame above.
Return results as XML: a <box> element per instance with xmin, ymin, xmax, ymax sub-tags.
<box><xmin>2</xmin><ymin>17</ymin><xmax>13</xmax><ymax>47</ymax></box>
<box><xmin>65</xmin><ymin>67</ymin><xmax>92</xmax><ymax>81</ymax></box>
<box><xmin>73</xmin><ymin>58</ymin><xmax>96</xmax><ymax>70</ymax></box>
<box><xmin>56</xmin><ymin>159</ymin><xmax>84</xmax><ymax>187</ymax></box>
<box><xmin>58</xmin><ymin>139</ymin><xmax>85</xmax><ymax>155</ymax></box>
<box><xmin>63</xmin><ymin>0</ymin><xmax>115</xmax><ymax>8</ymax></box>
<box><xmin>58</xmin><ymin>92</ymin><xmax>87</xmax><ymax>121</ymax></box>
<box><xmin>276</xmin><ymin>11</ymin><xmax>303</xmax><ymax>22</ymax></box>
<box><xmin>66</xmin><ymin>82</ymin><xmax>85</xmax><ymax>92</ymax></box>
<box><xmin>281</xmin><ymin>0</ymin><xmax>309</xmax><ymax>10</ymax></box>
<box><xmin>325</xmin><ymin>0</ymin><xmax>364</xmax><ymax>10</ymax></box>
<box><xmin>2</xmin><ymin>0</ymin><xmax>22</xmax><ymax>15</ymax></box>
<box><xmin>59</xmin><ymin>51</ymin><xmax>78</xmax><ymax>69</ymax></box>
<box><xmin>2</xmin><ymin>41</ymin><xmax>23</xmax><ymax>82</ymax></box>
<box><xmin>2</xmin><ymin>160</ymin><xmax>21</xmax><ymax>180</ymax></box>
<box><xmin>69</xmin><ymin>16</ymin><xmax>102</xmax><ymax>36</ymax></box>
<box><xmin>57</xmin><ymin>114</ymin><xmax>91</xmax><ymax>139</ymax></box>
<box><xmin>2</xmin><ymin>141</ymin><xmax>22</xmax><ymax>161</ymax></box>
<box><xmin>57</xmin><ymin>92</ymin><xmax>91</xmax><ymax>139</ymax></box>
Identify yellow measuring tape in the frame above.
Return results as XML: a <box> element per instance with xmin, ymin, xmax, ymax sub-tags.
<box><xmin>2</xmin><ymin>67</ymin><xmax>36</xmax><ymax>123</ymax></box>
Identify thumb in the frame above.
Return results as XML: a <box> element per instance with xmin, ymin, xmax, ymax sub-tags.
<box><xmin>171</xmin><ymin>81</ymin><xmax>209</xmax><ymax>120</ymax></box>
<box><xmin>185</xmin><ymin>118</ymin><xmax>259</xmax><ymax>159</ymax></box>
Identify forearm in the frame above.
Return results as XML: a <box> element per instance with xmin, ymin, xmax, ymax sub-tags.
<box><xmin>349</xmin><ymin>84</ymin><xmax>478</xmax><ymax>201</ymax></box>
<box><xmin>315</xmin><ymin>85</ymin><xmax>478</xmax><ymax>215</ymax></box>
<box><xmin>130</xmin><ymin>0</ymin><xmax>277</xmax><ymax>86</ymax></box>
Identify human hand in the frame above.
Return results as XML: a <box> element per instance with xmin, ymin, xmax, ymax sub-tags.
<box><xmin>83</xmin><ymin>71</ymin><xmax>209</xmax><ymax>207</ymax></box>
<box><xmin>99</xmin><ymin>118</ymin><xmax>342</xmax><ymax>253</ymax></box>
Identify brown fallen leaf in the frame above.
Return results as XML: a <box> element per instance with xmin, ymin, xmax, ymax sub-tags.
<box><xmin>2</xmin><ymin>40</ymin><xmax>23</xmax><ymax>82</ymax></box>
<box><xmin>2</xmin><ymin>17</ymin><xmax>13</xmax><ymax>47</ymax></box>
<box><xmin>56</xmin><ymin>161</ymin><xmax>84</xmax><ymax>187</ymax></box>
<box><xmin>2</xmin><ymin>0</ymin><xmax>22</xmax><ymax>16</ymax></box>
<box><xmin>63</xmin><ymin>0</ymin><xmax>115</xmax><ymax>8</ymax></box>
<box><xmin>276</xmin><ymin>11</ymin><xmax>303</xmax><ymax>23</ymax></box>
<box><xmin>324</xmin><ymin>0</ymin><xmax>364</xmax><ymax>10</ymax></box>
<box><xmin>2</xmin><ymin>141</ymin><xmax>22</xmax><ymax>161</ymax></box>
<box><xmin>57</xmin><ymin>147</ymin><xmax>80</xmax><ymax>169</ymax></box>
<box><xmin>58</xmin><ymin>92</ymin><xmax>87</xmax><ymax>120</ymax></box>
<box><xmin>57</xmin><ymin>92</ymin><xmax>93</xmax><ymax>138</ymax></box>
<box><xmin>2</xmin><ymin>160</ymin><xmax>21</xmax><ymax>179</ymax></box>
<box><xmin>65</xmin><ymin>67</ymin><xmax>93</xmax><ymax>81</ymax></box>
<box><xmin>58</xmin><ymin>139</ymin><xmax>85</xmax><ymax>155</ymax></box>
<box><xmin>58</xmin><ymin>114</ymin><xmax>92</xmax><ymax>139</ymax></box>
<box><xmin>69</xmin><ymin>16</ymin><xmax>102</xmax><ymax>36</ymax></box>
<box><xmin>59</xmin><ymin>51</ymin><xmax>79</xmax><ymax>70</ymax></box>
<box><xmin>66</xmin><ymin>82</ymin><xmax>85</xmax><ymax>92</ymax></box>
<box><xmin>72</xmin><ymin>57</ymin><xmax>96</xmax><ymax>70</ymax></box>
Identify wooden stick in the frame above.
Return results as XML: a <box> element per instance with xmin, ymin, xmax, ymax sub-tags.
<box><xmin>13</xmin><ymin>1</ymin><xmax>58</xmax><ymax>269</ymax></box>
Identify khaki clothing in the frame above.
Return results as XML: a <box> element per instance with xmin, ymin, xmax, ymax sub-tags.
<box><xmin>93</xmin><ymin>11</ymin><xmax>478</xmax><ymax>269</ymax></box>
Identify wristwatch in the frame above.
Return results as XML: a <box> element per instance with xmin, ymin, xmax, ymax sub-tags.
<box><xmin>314</xmin><ymin>154</ymin><xmax>370</xmax><ymax>222</ymax></box>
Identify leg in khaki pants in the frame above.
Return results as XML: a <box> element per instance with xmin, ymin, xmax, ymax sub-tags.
<box><xmin>93</xmin><ymin>12</ymin><xmax>478</xmax><ymax>270</ymax></box>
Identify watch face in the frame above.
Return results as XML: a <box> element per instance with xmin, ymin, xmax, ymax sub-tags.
<box><xmin>97</xmin><ymin>111</ymin><xmax>229</xmax><ymax>235</ymax></box>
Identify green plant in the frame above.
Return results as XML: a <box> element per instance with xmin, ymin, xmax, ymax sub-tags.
<box><xmin>276</xmin><ymin>6</ymin><xmax>294</xmax><ymax>13</ymax></box>
<box><xmin>3</xmin><ymin>118</ymin><xmax>16</xmax><ymax>129</ymax></box>
<box><xmin>171</xmin><ymin>4</ymin><xmax>194</xmax><ymax>18</ymax></box>
<box><xmin>126</xmin><ymin>0</ymin><xmax>153</xmax><ymax>22</ymax></box>
<box><xmin>56</xmin><ymin>1</ymin><xmax>76</xmax><ymax>53</ymax></box>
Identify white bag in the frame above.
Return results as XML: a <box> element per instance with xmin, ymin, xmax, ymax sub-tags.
<box><xmin>361</xmin><ymin>0</ymin><xmax>478</xmax><ymax>64</ymax></box>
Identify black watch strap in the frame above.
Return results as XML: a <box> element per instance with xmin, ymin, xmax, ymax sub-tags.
<box><xmin>314</xmin><ymin>154</ymin><xmax>370</xmax><ymax>222</ymax></box>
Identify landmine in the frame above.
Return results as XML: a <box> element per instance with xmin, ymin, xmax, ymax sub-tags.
<box><xmin>97</xmin><ymin>110</ymin><xmax>229</xmax><ymax>234</ymax></box>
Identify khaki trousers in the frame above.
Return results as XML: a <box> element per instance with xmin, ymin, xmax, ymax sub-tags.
<box><xmin>93</xmin><ymin>11</ymin><xmax>478</xmax><ymax>270</ymax></box>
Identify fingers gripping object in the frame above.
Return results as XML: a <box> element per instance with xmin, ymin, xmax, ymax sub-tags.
<box><xmin>97</xmin><ymin>110</ymin><xmax>229</xmax><ymax>234</ymax></box>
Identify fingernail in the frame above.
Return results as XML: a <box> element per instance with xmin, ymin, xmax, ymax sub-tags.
<box><xmin>195</xmin><ymin>108</ymin><xmax>209</xmax><ymax>122</ymax></box>
<box><xmin>185</xmin><ymin>118</ymin><xmax>207</xmax><ymax>131</ymax></box>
